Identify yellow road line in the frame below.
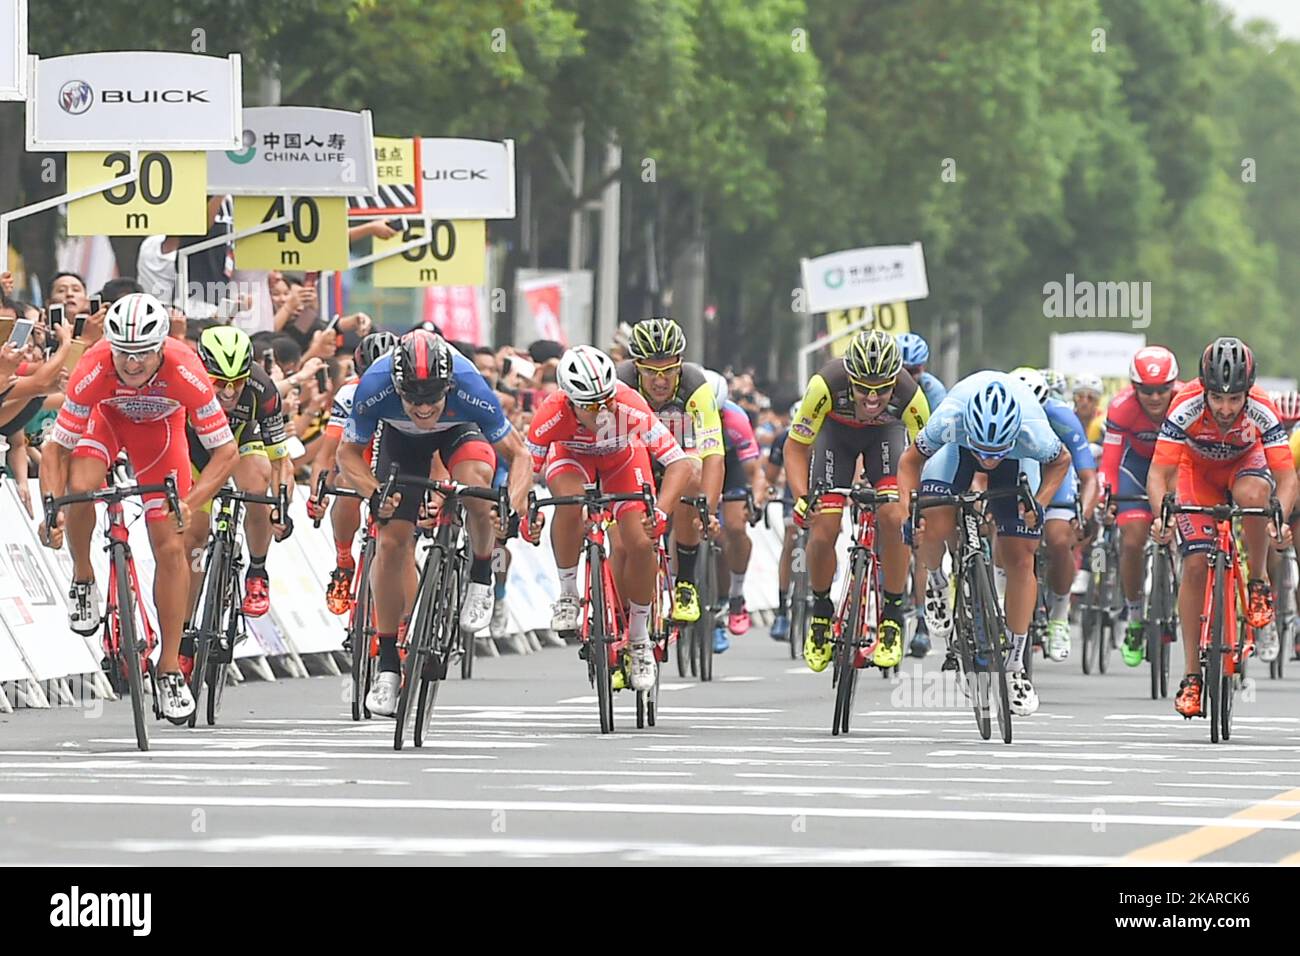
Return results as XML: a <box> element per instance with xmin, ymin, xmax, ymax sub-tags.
<box><xmin>1279</xmin><ymin>850</ymin><xmax>1300</xmax><ymax>866</ymax></box>
<box><xmin>1124</xmin><ymin>787</ymin><xmax>1300</xmax><ymax>863</ymax></box>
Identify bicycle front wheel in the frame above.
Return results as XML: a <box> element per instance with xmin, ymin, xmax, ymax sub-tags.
<box><xmin>974</xmin><ymin>556</ymin><xmax>1012</xmax><ymax>745</ymax></box>
<box><xmin>1206</xmin><ymin>552</ymin><xmax>1227</xmax><ymax>744</ymax></box>
<box><xmin>416</xmin><ymin>553</ymin><xmax>462</xmax><ymax>747</ymax></box>
<box><xmin>695</xmin><ymin>547</ymin><xmax>715</xmax><ymax>682</ymax></box>
<box><xmin>112</xmin><ymin>548</ymin><xmax>150</xmax><ymax>752</ymax></box>
<box><xmin>832</xmin><ymin>551</ymin><xmax>868</xmax><ymax>736</ymax></box>
<box><xmin>350</xmin><ymin>540</ymin><xmax>375</xmax><ymax>720</ymax></box>
<box><xmin>394</xmin><ymin>546</ymin><xmax>442</xmax><ymax>751</ymax></box>
<box><xmin>587</xmin><ymin>546</ymin><xmax>615</xmax><ymax>734</ymax></box>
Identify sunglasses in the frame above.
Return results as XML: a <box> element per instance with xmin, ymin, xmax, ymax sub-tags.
<box><xmin>1136</xmin><ymin>384</ymin><xmax>1172</xmax><ymax>397</ymax></box>
<box><xmin>400</xmin><ymin>389</ymin><xmax>447</xmax><ymax>406</ymax></box>
<box><xmin>850</xmin><ymin>377</ymin><xmax>896</xmax><ymax>397</ymax></box>
<box><xmin>111</xmin><ymin>348</ymin><xmax>160</xmax><ymax>363</ymax></box>
<box><xmin>571</xmin><ymin>395</ymin><xmax>614</xmax><ymax>413</ymax></box>
<box><xmin>212</xmin><ymin>375</ymin><xmax>249</xmax><ymax>391</ymax></box>
<box><xmin>635</xmin><ymin>360</ymin><xmax>682</xmax><ymax>378</ymax></box>
<box><xmin>970</xmin><ymin>446</ymin><xmax>1011</xmax><ymax>462</ymax></box>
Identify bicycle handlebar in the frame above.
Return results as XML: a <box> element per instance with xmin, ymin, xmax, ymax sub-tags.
<box><xmin>44</xmin><ymin>477</ymin><xmax>183</xmax><ymax>538</ymax></box>
<box><xmin>910</xmin><ymin>474</ymin><xmax>1036</xmax><ymax>529</ymax></box>
<box><xmin>527</xmin><ymin>484</ymin><xmax>656</xmax><ymax>544</ymax></box>
<box><xmin>213</xmin><ymin>483</ymin><xmax>291</xmax><ymax>527</ymax></box>
<box><xmin>1159</xmin><ymin>493</ymin><xmax>1283</xmax><ymax>536</ymax></box>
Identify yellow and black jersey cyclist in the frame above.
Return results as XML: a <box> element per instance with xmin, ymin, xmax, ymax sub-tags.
<box><xmin>615</xmin><ymin>316</ymin><xmax>724</xmax><ymax>623</ymax></box>
<box><xmin>182</xmin><ymin>327</ymin><xmax>294</xmax><ymax>657</ymax></box>
<box><xmin>782</xmin><ymin>329</ymin><xmax>930</xmax><ymax>672</ymax></box>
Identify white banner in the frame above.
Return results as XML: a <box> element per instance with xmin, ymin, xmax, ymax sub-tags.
<box><xmin>1049</xmin><ymin>331</ymin><xmax>1147</xmax><ymax>378</ymax></box>
<box><xmin>27</xmin><ymin>52</ymin><xmax>242</xmax><ymax>151</ymax></box>
<box><xmin>0</xmin><ymin>0</ymin><xmax>26</xmax><ymax>101</ymax></box>
<box><xmin>419</xmin><ymin>137</ymin><xmax>515</xmax><ymax>218</ymax></box>
<box><xmin>207</xmin><ymin>106</ymin><xmax>378</xmax><ymax>196</ymax></box>
<box><xmin>801</xmin><ymin>242</ymin><xmax>929</xmax><ymax>315</ymax></box>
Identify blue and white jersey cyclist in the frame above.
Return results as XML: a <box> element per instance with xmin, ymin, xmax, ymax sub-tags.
<box><xmin>896</xmin><ymin>370</ymin><xmax>1074</xmax><ymax>718</ymax></box>
<box><xmin>1010</xmin><ymin>367</ymin><xmax>1099</xmax><ymax>665</ymax></box>
<box><xmin>896</xmin><ymin>332</ymin><xmax>947</xmax><ymax>413</ymax></box>
<box><xmin>339</xmin><ymin>330</ymin><xmax>534</xmax><ymax>719</ymax></box>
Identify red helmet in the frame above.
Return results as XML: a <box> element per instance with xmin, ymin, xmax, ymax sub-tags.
<box><xmin>1129</xmin><ymin>346</ymin><xmax>1178</xmax><ymax>387</ymax></box>
<box><xmin>1270</xmin><ymin>391</ymin><xmax>1300</xmax><ymax>425</ymax></box>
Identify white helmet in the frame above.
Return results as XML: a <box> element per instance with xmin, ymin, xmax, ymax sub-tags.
<box><xmin>105</xmin><ymin>293</ymin><xmax>170</xmax><ymax>353</ymax></box>
<box><xmin>1072</xmin><ymin>372</ymin><xmax>1103</xmax><ymax>397</ymax></box>
<box><xmin>1010</xmin><ymin>366</ymin><xmax>1050</xmax><ymax>405</ymax></box>
<box><xmin>704</xmin><ymin>369</ymin><xmax>728</xmax><ymax>409</ymax></box>
<box><xmin>557</xmin><ymin>345</ymin><xmax>617</xmax><ymax>404</ymax></box>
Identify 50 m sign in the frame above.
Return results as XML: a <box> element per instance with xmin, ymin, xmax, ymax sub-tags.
<box><xmin>373</xmin><ymin>220</ymin><xmax>485</xmax><ymax>287</ymax></box>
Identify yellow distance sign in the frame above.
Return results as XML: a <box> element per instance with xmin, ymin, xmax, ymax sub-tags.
<box><xmin>233</xmin><ymin>196</ymin><xmax>348</xmax><ymax>270</ymax></box>
<box><xmin>372</xmin><ymin>220</ymin><xmax>485</xmax><ymax>287</ymax></box>
<box><xmin>67</xmin><ymin>151</ymin><xmax>207</xmax><ymax>236</ymax></box>
<box><xmin>826</xmin><ymin>301</ymin><xmax>911</xmax><ymax>356</ymax></box>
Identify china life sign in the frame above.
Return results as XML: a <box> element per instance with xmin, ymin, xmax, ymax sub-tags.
<box><xmin>206</xmin><ymin>106</ymin><xmax>377</xmax><ymax>196</ymax></box>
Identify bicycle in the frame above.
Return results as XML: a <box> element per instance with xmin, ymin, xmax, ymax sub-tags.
<box><xmin>1080</xmin><ymin>502</ymin><xmax>1122</xmax><ymax>675</ymax></box>
<box><xmin>1106</xmin><ymin>493</ymin><xmax>1179</xmax><ymax>699</ymax></box>
<box><xmin>1159</xmin><ymin>494</ymin><xmax>1283</xmax><ymax>743</ymax></box>
<box><xmin>188</xmin><ymin>482</ymin><xmax>290</xmax><ymax>727</ymax></box>
<box><xmin>311</xmin><ymin>473</ymin><xmax>381</xmax><ymax>721</ymax></box>
<box><xmin>808</xmin><ymin>484</ymin><xmax>892</xmax><ymax>736</ymax></box>
<box><xmin>1269</xmin><ymin>545</ymin><xmax>1295</xmax><ymax>680</ymax></box>
<box><xmin>390</xmin><ymin>470</ymin><xmax>507</xmax><ymax>751</ymax></box>
<box><xmin>529</xmin><ymin>484</ymin><xmax>658</xmax><ymax>734</ymax></box>
<box><xmin>787</xmin><ymin>525</ymin><xmax>811</xmax><ymax>661</ymax></box>
<box><xmin>913</xmin><ymin>478</ymin><xmax>1036</xmax><ymax>744</ymax></box>
<box><xmin>43</xmin><ymin>476</ymin><xmax>183</xmax><ymax>752</ymax></box>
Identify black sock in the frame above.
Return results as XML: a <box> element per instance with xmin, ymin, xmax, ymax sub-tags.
<box><xmin>470</xmin><ymin>554</ymin><xmax>493</xmax><ymax>585</ymax></box>
<box><xmin>248</xmin><ymin>553</ymin><xmax>267</xmax><ymax>577</ymax></box>
<box><xmin>813</xmin><ymin>589</ymin><xmax>833</xmax><ymax>617</ymax></box>
<box><xmin>377</xmin><ymin>634</ymin><xmax>400</xmax><ymax>673</ymax></box>
<box><xmin>884</xmin><ymin>590</ymin><xmax>906</xmax><ymax>625</ymax></box>
<box><xmin>676</xmin><ymin>544</ymin><xmax>698</xmax><ymax>583</ymax></box>
<box><xmin>778</xmin><ymin>590</ymin><xmax>789</xmax><ymax>614</ymax></box>
<box><xmin>180</xmin><ymin>633</ymin><xmax>195</xmax><ymax>657</ymax></box>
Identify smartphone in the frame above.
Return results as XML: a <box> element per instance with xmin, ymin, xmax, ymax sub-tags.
<box><xmin>520</xmin><ymin>389</ymin><xmax>534</xmax><ymax>413</ymax></box>
<box><xmin>262</xmin><ymin>349</ymin><xmax>275</xmax><ymax>374</ymax></box>
<box><xmin>62</xmin><ymin>338</ymin><xmax>87</xmax><ymax>373</ymax></box>
<box><xmin>385</xmin><ymin>218</ymin><xmax>407</xmax><ymax>232</ymax></box>
<box><xmin>73</xmin><ymin>314</ymin><xmax>88</xmax><ymax>339</ymax></box>
<box><xmin>89</xmin><ymin>296</ymin><xmax>102</xmax><ymax>315</ymax></box>
<box><xmin>324</xmin><ymin>313</ymin><xmax>342</xmax><ymax>333</ymax></box>
<box><xmin>509</xmin><ymin>355</ymin><xmax>536</xmax><ymax>381</ymax></box>
<box><xmin>6</xmin><ymin>317</ymin><xmax>35</xmax><ymax>349</ymax></box>
<box><xmin>304</xmin><ymin>271</ymin><xmax>319</xmax><ymax>289</ymax></box>
<box><xmin>48</xmin><ymin>303</ymin><xmax>65</xmax><ymax>328</ymax></box>
<box><xmin>315</xmin><ymin>367</ymin><xmax>328</xmax><ymax>392</ymax></box>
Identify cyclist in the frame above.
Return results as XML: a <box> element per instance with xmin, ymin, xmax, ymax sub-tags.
<box><xmin>523</xmin><ymin>345</ymin><xmax>699</xmax><ymax>690</ymax></box>
<box><xmin>784</xmin><ymin>330</ymin><xmax>930</xmax><ymax>673</ymax></box>
<box><xmin>615</xmin><ymin>318</ymin><xmax>724</xmax><ymax>626</ymax></box>
<box><xmin>1102</xmin><ymin>346</ymin><xmax>1183</xmax><ymax>667</ymax></box>
<box><xmin>1010</xmin><ymin>367</ymin><xmax>1098</xmax><ymax>662</ymax></box>
<box><xmin>338</xmin><ymin>330</ymin><xmax>533</xmax><ymax>718</ymax></box>
<box><xmin>897</xmin><ymin>332</ymin><xmax>947</xmax><ymax>657</ymax></box>
<box><xmin>705</xmin><ymin>369</ymin><xmax>767</xmax><ymax>652</ymax></box>
<box><xmin>1269</xmin><ymin>390</ymin><xmax>1300</xmax><ymax>662</ymax></box>
<box><xmin>181</xmin><ymin>327</ymin><xmax>293</xmax><ymax>653</ymax></box>
<box><xmin>38</xmin><ymin>293</ymin><xmax>239</xmax><ymax>723</ymax></box>
<box><xmin>1072</xmin><ymin>372</ymin><xmax>1106</xmax><ymax>445</ymax></box>
<box><xmin>308</xmin><ymin>330</ymin><xmax>399</xmax><ymax>615</ymax></box>
<box><xmin>764</xmin><ymin>405</ymin><xmax>798</xmax><ymax>643</ymax></box>
<box><xmin>1148</xmin><ymin>337</ymin><xmax>1296</xmax><ymax>718</ymax></box>
<box><xmin>897</xmin><ymin>371</ymin><xmax>1073</xmax><ymax>716</ymax></box>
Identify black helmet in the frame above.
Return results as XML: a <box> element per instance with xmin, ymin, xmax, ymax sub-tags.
<box><xmin>1199</xmin><ymin>337</ymin><xmax>1255</xmax><ymax>395</ymax></box>
<box><xmin>391</xmin><ymin>329</ymin><xmax>454</xmax><ymax>402</ymax></box>
<box><xmin>355</xmin><ymin>330</ymin><xmax>398</xmax><ymax>375</ymax></box>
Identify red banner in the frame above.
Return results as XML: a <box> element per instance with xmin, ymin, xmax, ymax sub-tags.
<box><xmin>523</xmin><ymin>279</ymin><xmax>565</xmax><ymax>345</ymax></box>
<box><xmin>424</xmin><ymin>285</ymin><xmax>483</xmax><ymax>345</ymax></box>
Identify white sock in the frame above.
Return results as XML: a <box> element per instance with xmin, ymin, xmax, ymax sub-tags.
<box><xmin>629</xmin><ymin>601</ymin><xmax>651</xmax><ymax>643</ymax></box>
<box><xmin>994</xmin><ymin>565</ymin><xmax>1008</xmax><ymax>602</ymax></box>
<box><xmin>558</xmin><ymin>565</ymin><xmax>578</xmax><ymax>598</ymax></box>
<box><xmin>1049</xmin><ymin>591</ymin><xmax>1071</xmax><ymax>622</ymax></box>
<box><xmin>730</xmin><ymin>572</ymin><xmax>746</xmax><ymax>599</ymax></box>
<box><xmin>1008</xmin><ymin>630</ymin><xmax>1027</xmax><ymax>671</ymax></box>
<box><xmin>1125</xmin><ymin>598</ymin><xmax>1143</xmax><ymax>619</ymax></box>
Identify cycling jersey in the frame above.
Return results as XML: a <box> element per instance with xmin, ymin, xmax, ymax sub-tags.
<box><xmin>721</xmin><ymin>399</ymin><xmax>760</xmax><ymax>494</ymax></box>
<box><xmin>1042</xmin><ymin>395</ymin><xmax>1094</xmax><ymax>516</ymax></box>
<box><xmin>55</xmin><ymin>338</ymin><xmax>232</xmax><ymax>452</ymax></box>
<box><xmin>615</xmin><ymin>359</ymin><xmax>723</xmax><ymax>458</ymax></box>
<box><xmin>345</xmin><ymin>350</ymin><xmax>511</xmax><ymax>446</ymax></box>
<box><xmin>788</xmin><ymin>359</ymin><xmax>929</xmax><ymax>447</ymax></box>
<box><xmin>1153</xmin><ymin>382</ymin><xmax>1290</xmax><ymax>471</ymax></box>
<box><xmin>325</xmin><ymin>376</ymin><xmax>360</xmax><ymax>441</ymax></box>
<box><xmin>188</xmin><ymin>363</ymin><xmax>288</xmax><ymax>465</ymax></box>
<box><xmin>526</xmin><ymin>382</ymin><xmax>685</xmax><ymax>471</ymax></box>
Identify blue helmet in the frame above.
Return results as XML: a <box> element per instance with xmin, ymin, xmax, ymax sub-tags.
<box><xmin>897</xmin><ymin>332</ymin><xmax>930</xmax><ymax>368</ymax></box>
<box><xmin>963</xmin><ymin>378</ymin><xmax>1022</xmax><ymax>456</ymax></box>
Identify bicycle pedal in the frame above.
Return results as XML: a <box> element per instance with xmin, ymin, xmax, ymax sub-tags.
<box><xmin>577</xmin><ymin>643</ymin><xmax>589</xmax><ymax>662</ymax></box>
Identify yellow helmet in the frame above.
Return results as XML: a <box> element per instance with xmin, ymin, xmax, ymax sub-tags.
<box><xmin>845</xmin><ymin>329</ymin><xmax>901</xmax><ymax>383</ymax></box>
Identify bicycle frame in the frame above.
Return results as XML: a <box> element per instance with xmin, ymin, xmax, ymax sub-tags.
<box><xmin>1199</xmin><ymin>516</ymin><xmax>1251</xmax><ymax>678</ymax></box>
